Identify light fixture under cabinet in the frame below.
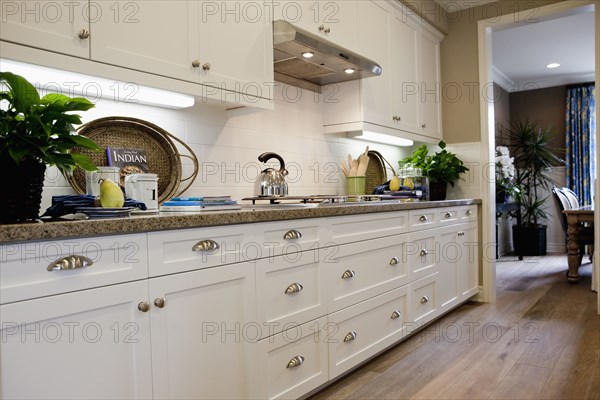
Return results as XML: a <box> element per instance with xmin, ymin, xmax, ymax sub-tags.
<box><xmin>0</xmin><ymin>58</ymin><xmax>195</xmax><ymax>109</ymax></box>
<box><xmin>347</xmin><ymin>131</ymin><xmax>414</xmax><ymax>147</ymax></box>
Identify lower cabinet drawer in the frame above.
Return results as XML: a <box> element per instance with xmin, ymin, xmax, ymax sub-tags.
<box><xmin>406</xmin><ymin>230</ymin><xmax>438</xmax><ymax>281</ymax></box>
<box><xmin>324</xmin><ymin>234</ymin><xmax>409</xmax><ymax>312</ymax></box>
<box><xmin>328</xmin><ymin>285</ymin><xmax>409</xmax><ymax>378</ymax></box>
<box><xmin>257</xmin><ymin>317</ymin><xmax>328</xmax><ymax>400</ymax></box>
<box><xmin>0</xmin><ymin>234</ymin><xmax>148</xmax><ymax>304</ymax></box>
<box><xmin>256</xmin><ymin>251</ymin><xmax>325</xmax><ymax>337</ymax></box>
<box><xmin>411</xmin><ymin>272</ymin><xmax>439</xmax><ymax>325</ymax></box>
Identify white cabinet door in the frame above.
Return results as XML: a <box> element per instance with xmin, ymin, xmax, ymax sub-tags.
<box><xmin>437</xmin><ymin>226</ymin><xmax>460</xmax><ymax>311</ymax></box>
<box><xmin>390</xmin><ymin>11</ymin><xmax>420</xmax><ymax>133</ymax></box>
<box><xmin>0</xmin><ymin>281</ymin><xmax>152</xmax><ymax>400</ymax></box>
<box><xmin>273</xmin><ymin>1</ymin><xmax>357</xmax><ymax>52</ymax></box>
<box><xmin>418</xmin><ymin>27</ymin><xmax>442</xmax><ymax>139</ymax></box>
<box><xmin>91</xmin><ymin>1</ymin><xmax>200</xmax><ymax>83</ymax></box>
<box><xmin>0</xmin><ymin>0</ymin><xmax>90</xmax><ymax>58</ymax></box>
<box><xmin>149</xmin><ymin>261</ymin><xmax>258</xmax><ymax>399</ymax></box>
<box><xmin>458</xmin><ymin>222</ymin><xmax>479</xmax><ymax>299</ymax></box>
<box><xmin>199</xmin><ymin>1</ymin><xmax>273</xmax><ymax>98</ymax></box>
<box><xmin>357</xmin><ymin>1</ymin><xmax>393</xmax><ymax>128</ymax></box>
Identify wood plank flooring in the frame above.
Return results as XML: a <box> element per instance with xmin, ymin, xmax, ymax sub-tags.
<box><xmin>309</xmin><ymin>255</ymin><xmax>600</xmax><ymax>400</ymax></box>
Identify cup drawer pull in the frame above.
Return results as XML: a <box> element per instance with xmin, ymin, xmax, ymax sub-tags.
<box><xmin>420</xmin><ymin>249</ymin><xmax>428</xmax><ymax>257</ymax></box>
<box><xmin>445</xmin><ymin>212</ymin><xmax>453</xmax><ymax>219</ymax></box>
<box><xmin>283</xmin><ymin>230</ymin><xmax>302</xmax><ymax>240</ymax></box>
<box><xmin>47</xmin><ymin>255</ymin><xmax>93</xmax><ymax>271</ymax></box>
<box><xmin>391</xmin><ymin>310</ymin><xmax>402</xmax><ymax>319</ymax></box>
<box><xmin>286</xmin><ymin>355</ymin><xmax>305</xmax><ymax>369</ymax></box>
<box><xmin>389</xmin><ymin>257</ymin><xmax>400</xmax><ymax>265</ymax></box>
<box><xmin>343</xmin><ymin>331</ymin><xmax>357</xmax><ymax>342</ymax></box>
<box><xmin>420</xmin><ymin>296</ymin><xmax>430</xmax><ymax>304</ymax></box>
<box><xmin>419</xmin><ymin>215</ymin><xmax>428</xmax><ymax>222</ymax></box>
<box><xmin>192</xmin><ymin>239</ymin><xmax>220</xmax><ymax>252</ymax></box>
<box><xmin>284</xmin><ymin>283</ymin><xmax>304</xmax><ymax>294</ymax></box>
<box><xmin>341</xmin><ymin>269</ymin><xmax>356</xmax><ymax>279</ymax></box>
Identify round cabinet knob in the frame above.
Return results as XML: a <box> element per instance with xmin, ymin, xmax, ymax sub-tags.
<box><xmin>78</xmin><ymin>29</ymin><xmax>90</xmax><ymax>39</ymax></box>
<box><xmin>420</xmin><ymin>296</ymin><xmax>430</xmax><ymax>304</ymax></box>
<box><xmin>202</xmin><ymin>63</ymin><xmax>211</xmax><ymax>71</ymax></box>
<box><xmin>318</xmin><ymin>25</ymin><xmax>331</xmax><ymax>33</ymax></box>
<box><xmin>137</xmin><ymin>301</ymin><xmax>150</xmax><ymax>312</ymax></box>
<box><xmin>466</xmin><ymin>210</ymin><xmax>472</xmax><ymax>216</ymax></box>
<box><xmin>192</xmin><ymin>60</ymin><xmax>201</xmax><ymax>68</ymax></box>
<box><xmin>421</xmin><ymin>123</ymin><xmax>427</xmax><ymax>129</ymax></box>
<box><xmin>154</xmin><ymin>298</ymin><xmax>166</xmax><ymax>308</ymax></box>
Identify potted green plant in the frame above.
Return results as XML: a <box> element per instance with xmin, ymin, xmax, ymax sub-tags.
<box><xmin>495</xmin><ymin>145</ymin><xmax>520</xmax><ymax>203</ymax></box>
<box><xmin>0</xmin><ymin>71</ymin><xmax>99</xmax><ymax>223</ymax></box>
<box><xmin>509</xmin><ymin>120</ymin><xmax>563</xmax><ymax>256</ymax></box>
<box><xmin>399</xmin><ymin>140</ymin><xmax>469</xmax><ymax>201</ymax></box>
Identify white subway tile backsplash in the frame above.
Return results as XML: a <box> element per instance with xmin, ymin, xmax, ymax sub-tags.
<box><xmin>39</xmin><ymin>85</ymin><xmax>411</xmax><ymax>211</ymax></box>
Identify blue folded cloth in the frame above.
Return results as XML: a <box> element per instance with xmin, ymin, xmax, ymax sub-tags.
<box><xmin>41</xmin><ymin>195</ymin><xmax>147</xmax><ymax>218</ymax></box>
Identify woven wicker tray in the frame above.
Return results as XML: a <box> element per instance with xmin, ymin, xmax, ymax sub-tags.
<box><xmin>365</xmin><ymin>150</ymin><xmax>396</xmax><ymax>194</ymax></box>
<box><xmin>66</xmin><ymin>116</ymin><xmax>198</xmax><ymax>203</ymax></box>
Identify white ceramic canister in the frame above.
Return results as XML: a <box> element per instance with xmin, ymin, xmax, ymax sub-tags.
<box><xmin>124</xmin><ymin>173</ymin><xmax>159</xmax><ymax>210</ymax></box>
<box><xmin>85</xmin><ymin>167</ymin><xmax>121</xmax><ymax>196</ymax></box>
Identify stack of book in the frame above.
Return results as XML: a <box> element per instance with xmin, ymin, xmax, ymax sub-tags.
<box><xmin>159</xmin><ymin>196</ymin><xmax>241</xmax><ymax>212</ymax></box>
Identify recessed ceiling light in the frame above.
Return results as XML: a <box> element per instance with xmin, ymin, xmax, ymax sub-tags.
<box><xmin>301</xmin><ymin>52</ymin><xmax>314</xmax><ymax>58</ymax></box>
<box><xmin>344</xmin><ymin>68</ymin><xmax>356</xmax><ymax>74</ymax></box>
<box><xmin>546</xmin><ymin>63</ymin><xmax>560</xmax><ymax>69</ymax></box>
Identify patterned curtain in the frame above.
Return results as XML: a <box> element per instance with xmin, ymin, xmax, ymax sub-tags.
<box><xmin>566</xmin><ymin>84</ymin><xmax>596</xmax><ymax>206</ymax></box>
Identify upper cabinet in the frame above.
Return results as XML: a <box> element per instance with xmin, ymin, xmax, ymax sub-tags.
<box><xmin>92</xmin><ymin>1</ymin><xmax>273</xmax><ymax>99</ymax></box>
<box><xmin>273</xmin><ymin>1</ymin><xmax>357</xmax><ymax>53</ymax></box>
<box><xmin>323</xmin><ymin>1</ymin><xmax>444</xmax><ymax>143</ymax></box>
<box><xmin>0</xmin><ymin>0</ymin><xmax>90</xmax><ymax>58</ymax></box>
<box><xmin>0</xmin><ymin>1</ymin><xmax>274</xmax><ymax>108</ymax></box>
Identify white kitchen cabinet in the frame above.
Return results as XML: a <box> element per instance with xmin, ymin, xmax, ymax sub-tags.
<box><xmin>323</xmin><ymin>0</ymin><xmax>444</xmax><ymax>143</ymax></box>
<box><xmin>92</xmin><ymin>1</ymin><xmax>273</xmax><ymax>99</ymax></box>
<box><xmin>91</xmin><ymin>1</ymin><xmax>199</xmax><ymax>84</ymax></box>
<box><xmin>0</xmin><ymin>281</ymin><xmax>153</xmax><ymax>400</ymax></box>
<box><xmin>437</xmin><ymin>225</ymin><xmax>461</xmax><ymax>311</ymax></box>
<box><xmin>273</xmin><ymin>0</ymin><xmax>357</xmax><ymax>52</ymax></box>
<box><xmin>256</xmin><ymin>250</ymin><xmax>325</xmax><ymax>337</ymax></box>
<box><xmin>0</xmin><ymin>0</ymin><xmax>90</xmax><ymax>58</ymax></box>
<box><xmin>328</xmin><ymin>285</ymin><xmax>409</xmax><ymax>377</ymax></box>
<box><xmin>149</xmin><ymin>261</ymin><xmax>258</xmax><ymax>399</ymax></box>
<box><xmin>458</xmin><ymin>221</ymin><xmax>479</xmax><ymax>300</ymax></box>
<box><xmin>410</xmin><ymin>272</ymin><xmax>439</xmax><ymax>324</ymax></box>
<box><xmin>257</xmin><ymin>317</ymin><xmax>329</xmax><ymax>400</ymax></box>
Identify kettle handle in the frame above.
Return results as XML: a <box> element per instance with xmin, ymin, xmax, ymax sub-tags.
<box><xmin>258</xmin><ymin>152</ymin><xmax>286</xmax><ymax>171</ymax></box>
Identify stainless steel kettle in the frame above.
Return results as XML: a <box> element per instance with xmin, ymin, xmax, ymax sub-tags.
<box><xmin>255</xmin><ymin>152</ymin><xmax>288</xmax><ymax>196</ymax></box>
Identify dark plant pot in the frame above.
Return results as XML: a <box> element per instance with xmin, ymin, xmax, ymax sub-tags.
<box><xmin>496</xmin><ymin>188</ymin><xmax>508</xmax><ymax>203</ymax></box>
<box><xmin>512</xmin><ymin>225</ymin><xmax>547</xmax><ymax>256</ymax></box>
<box><xmin>429</xmin><ymin>181</ymin><xmax>447</xmax><ymax>201</ymax></box>
<box><xmin>0</xmin><ymin>156</ymin><xmax>46</xmax><ymax>223</ymax></box>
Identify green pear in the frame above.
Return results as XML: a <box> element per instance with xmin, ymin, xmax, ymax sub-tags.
<box><xmin>99</xmin><ymin>178</ymin><xmax>124</xmax><ymax>208</ymax></box>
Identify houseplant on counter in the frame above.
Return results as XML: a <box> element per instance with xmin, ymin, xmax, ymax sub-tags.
<box><xmin>0</xmin><ymin>71</ymin><xmax>99</xmax><ymax>223</ymax></box>
<box><xmin>399</xmin><ymin>140</ymin><xmax>469</xmax><ymax>201</ymax></box>
<box><xmin>509</xmin><ymin>120</ymin><xmax>563</xmax><ymax>256</ymax></box>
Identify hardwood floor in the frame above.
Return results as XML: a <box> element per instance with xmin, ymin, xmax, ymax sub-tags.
<box><xmin>310</xmin><ymin>255</ymin><xmax>600</xmax><ymax>400</ymax></box>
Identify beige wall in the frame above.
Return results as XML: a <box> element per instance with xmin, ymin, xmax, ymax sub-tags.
<box><xmin>509</xmin><ymin>85</ymin><xmax>567</xmax><ymax>158</ymax></box>
<box><xmin>440</xmin><ymin>0</ymin><xmax>566</xmax><ymax>144</ymax></box>
<box><xmin>493</xmin><ymin>83</ymin><xmax>510</xmax><ymax>146</ymax></box>
<box><xmin>400</xmin><ymin>0</ymin><xmax>450</xmax><ymax>34</ymax></box>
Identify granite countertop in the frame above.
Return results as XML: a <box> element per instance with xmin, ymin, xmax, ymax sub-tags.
<box><xmin>0</xmin><ymin>199</ymin><xmax>481</xmax><ymax>244</ymax></box>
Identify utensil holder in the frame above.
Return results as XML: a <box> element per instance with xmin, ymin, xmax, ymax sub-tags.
<box><xmin>346</xmin><ymin>176</ymin><xmax>366</xmax><ymax>195</ymax></box>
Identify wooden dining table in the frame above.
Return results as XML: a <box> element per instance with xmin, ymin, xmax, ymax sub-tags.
<box><xmin>562</xmin><ymin>205</ymin><xmax>594</xmax><ymax>282</ymax></box>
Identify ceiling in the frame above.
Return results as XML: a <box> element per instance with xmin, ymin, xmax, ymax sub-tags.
<box><xmin>435</xmin><ymin>0</ymin><xmax>497</xmax><ymax>12</ymax></box>
<box><xmin>492</xmin><ymin>10</ymin><xmax>595</xmax><ymax>92</ymax></box>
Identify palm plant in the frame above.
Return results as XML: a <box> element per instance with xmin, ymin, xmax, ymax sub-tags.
<box><xmin>509</xmin><ymin>120</ymin><xmax>563</xmax><ymax>227</ymax></box>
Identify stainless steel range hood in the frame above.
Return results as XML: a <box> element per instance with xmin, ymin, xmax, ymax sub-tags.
<box><xmin>273</xmin><ymin>20</ymin><xmax>382</xmax><ymax>93</ymax></box>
